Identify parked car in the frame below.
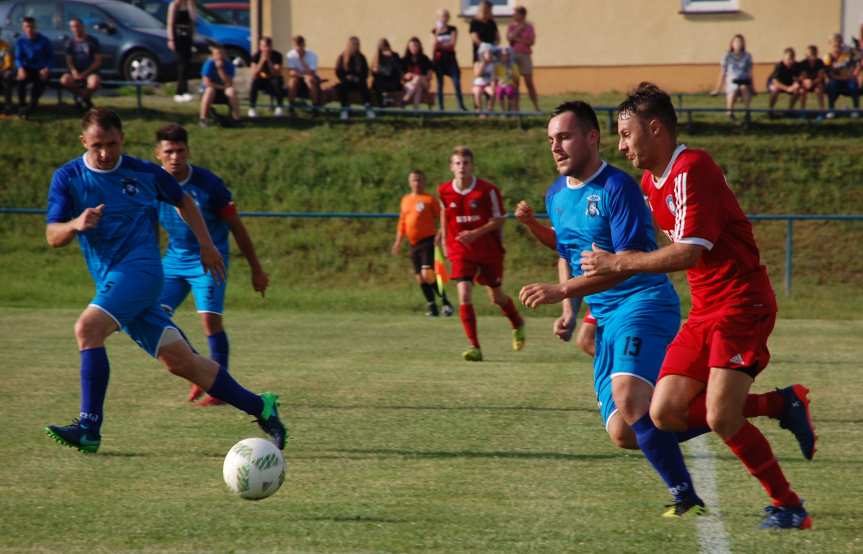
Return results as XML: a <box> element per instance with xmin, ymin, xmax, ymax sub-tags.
<box><xmin>202</xmin><ymin>2</ymin><xmax>248</xmax><ymax>28</ymax></box>
<box><xmin>0</xmin><ymin>0</ymin><xmax>208</xmax><ymax>81</ymax></box>
<box><xmin>121</xmin><ymin>0</ymin><xmax>249</xmax><ymax>64</ymax></box>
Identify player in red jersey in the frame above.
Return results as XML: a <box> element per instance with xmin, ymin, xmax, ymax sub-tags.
<box><xmin>580</xmin><ymin>83</ymin><xmax>816</xmax><ymax>530</ymax></box>
<box><xmin>439</xmin><ymin>146</ymin><xmax>525</xmax><ymax>361</ymax></box>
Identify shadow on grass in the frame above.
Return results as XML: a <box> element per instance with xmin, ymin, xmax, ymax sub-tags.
<box><xmin>301</xmin><ymin>515</ymin><xmax>408</xmax><ymax>524</ymax></box>
<box><xmin>98</xmin><ymin>451</ymin><xmax>151</xmax><ymax>458</ymax></box>
<box><xmin>288</xmin><ymin>403</ymin><xmax>593</xmax><ymax>413</ymax></box>
<box><xmin>328</xmin><ymin>448</ymin><xmax>624</xmax><ymax>462</ymax></box>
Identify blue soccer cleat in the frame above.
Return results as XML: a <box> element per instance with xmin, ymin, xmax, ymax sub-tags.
<box><xmin>44</xmin><ymin>419</ymin><xmax>101</xmax><ymax>453</ymax></box>
<box><xmin>777</xmin><ymin>384</ymin><xmax>816</xmax><ymax>460</ymax></box>
<box><xmin>760</xmin><ymin>504</ymin><xmax>812</xmax><ymax>530</ymax></box>
<box><xmin>256</xmin><ymin>392</ymin><xmax>287</xmax><ymax>450</ymax></box>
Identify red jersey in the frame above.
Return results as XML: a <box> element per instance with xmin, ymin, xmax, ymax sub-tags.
<box><xmin>641</xmin><ymin>146</ymin><xmax>776</xmax><ymax>318</ymax></box>
<box><xmin>438</xmin><ymin>177</ymin><xmax>506</xmax><ymax>261</ymax></box>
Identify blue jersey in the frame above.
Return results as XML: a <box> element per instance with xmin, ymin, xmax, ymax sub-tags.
<box><xmin>46</xmin><ymin>155</ymin><xmax>184</xmax><ymax>284</ymax></box>
<box><xmin>201</xmin><ymin>57</ymin><xmax>235</xmax><ymax>85</ymax></box>
<box><xmin>159</xmin><ymin>165</ymin><xmax>232</xmax><ymax>272</ymax></box>
<box><xmin>545</xmin><ymin>162</ymin><xmax>678</xmax><ymax>322</ymax></box>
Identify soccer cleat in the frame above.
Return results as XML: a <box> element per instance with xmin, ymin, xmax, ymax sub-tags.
<box><xmin>759</xmin><ymin>504</ymin><xmax>812</xmax><ymax>530</ymax></box>
<box><xmin>196</xmin><ymin>395</ymin><xmax>224</xmax><ymax>407</ymax></box>
<box><xmin>256</xmin><ymin>392</ymin><xmax>287</xmax><ymax>450</ymax></box>
<box><xmin>44</xmin><ymin>419</ymin><xmax>101</xmax><ymax>453</ymax></box>
<box><xmin>777</xmin><ymin>384</ymin><xmax>816</xmax><ymax>460</ymax></box>
<box><xmin>463</xmin><ymin>347</ymin><xmax>483</xmax><ymax>362</ymax></box>
<box><xmin>512</xmin><ymin>325</ymin><xmax>526</xmax><ymax>351</ymax></box>
<box><xmin>248</xmin><ymin>107</ymin><xmax>258</xmax><ymax>118</ymax></box>
<box><xmin>662</xmin><ymin>495</ymin><xmax>707</xmax><ymax>518</ymax></box>
<box><xmin>441</xmin><ymin>303</ymin><xmax>454</xmax><ymax>317</ymax></box>
<box><xmin>426</xmin><ymin>302</ymin><xmax>439</xmax><ymax>317</ymax></box>
<box><xmin>188</xmin><ymin>383</ymin><xmax>205</xmax><ymax>402</ymax></box>
<box><xmin>274</xmin><ymin>106</ymin><xmax>285</xmax><ymax>117</ymax></box>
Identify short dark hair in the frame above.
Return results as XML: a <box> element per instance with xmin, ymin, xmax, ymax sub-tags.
<box><xmin>69</xmin><ymin>17</ymin><xmax>82</xmax><ymax>25</ymax></box>
<box><xmin>617</xmin><ymin>82</ymin><xmax>677</xmax><ymax>135</ymax></box>
<box><xmin>22</xmin><ymin>16</ymin><xmax>36</xmax><ymax>26</ymax></box>
<box><xmin>81</xmin><ymin>108</ymin><xmax>123</xmax><ymax>133</ymax></box>
<box><xmin>260</xmin><ymin>36</ymin><xmax>272</xmax><ymax>46</ymax></box>
<box><xmin>293</xmin><ymin>35</ymin><xmax>305</xmax><ymax>46</ymax></box>
<box><xmin>784</xmin><ymin>47</ymin><xmax>795</xmax><ymax>57</ymax></box>
<box><xmin>515</xmin><ymin>6</ymin><xmax>527</xmax><ymax>16</ymax></box>
<box><xmin>451</xmin><ymin>146</ymin><xmax>474</xmax><ymax>161</ymax></box>
<box><xmin>155</xmin><ymin>123</ymin><xmax>188</xmax><ymax>145</ymax></box>
<box><xmin>409</xmin><ymin>169</ymin><xmax>426</xmax><ymax>179</ymax></box>
<box><xmin>807</xmin><ymin>44</ymin><xmax>818</xmax><ymax>55</ymax></box>
<box><xmin>551</xmin><ymin>101</ymin><xmax>600</xmax><ymax>134</ymax></box>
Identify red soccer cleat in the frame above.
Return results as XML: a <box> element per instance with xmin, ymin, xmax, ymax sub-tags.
<box><xmin>196</xmin><ymin>395</ymin><xmax>224</xmax><ymax>407</ymax></box>
<box><xmin>187</xmin><ymin>384</ymin><xmax>205</xmax><ymax>403</ymax></box>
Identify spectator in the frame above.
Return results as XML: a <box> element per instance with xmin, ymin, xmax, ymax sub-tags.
<box><xmin>506</xmin><ymin>6</ymin><xmax>539</xmax><ymax>112</ymax></box>
<box><xmin>767</xmin><ymin>48</ymin><xmax>803</xmax><ymax>115</ymax></box>
<box><xmin>823</xmin><ymin>33</ymin><xmax>861</xmax><ymax>118</ymax></box>
<box><xmin>0</xmin><ymin>37</ymin><xmax>13</xmax><ymax>114</ymax></box>
<box><xmin>469</xmin><ymin>0</ymin><xmax>499</xmax><ymax>62</ymax></box>
<box><xmin>248</xmin><ymin>36</ymin><xmax>285</xmax><ymax>118</ymax></box>
<box><xmin>798</xmin><ymin>45</ymin><xmax>827</xmax><ymax>112</ymax></box>
<box><xmin>495</xmin><ymin>48</ymin><xmax>520</xmax><ymax>113</ymax></box>
<box><xmin>14</xmin><ymin>17</ymin><xmax>51</xmax><ymax>119</ymax></box>
<box><xmin>431</xmin><ymin>9</ymin><xmax>467</xmax><ymax>111</ymax></box>
<box><xmin>402</xmin><ymin>37</ymin><xmax>434</xmax><ymax>110</ymax></box>
<box><xmin>167</xmin><ymin>0</ymin><xmax>196</xmax><ymax>102</ymax></box>
<box><xmin>712</xmin><ymin>34</ymin><xmax>754</xmax><ymax>119</ymax></box>
<box><xmin>371</xmin><ymin>38</ymin><xmax>403</xmax><ymax>107</ymax></box>
<box><xmin>286</xmin><ymin>35</ymin><xmax>322</xmax><ymax>109</ymax></box>
<box><xmin>335</xmin><ymin>36</ymin><xmax>374</xmax><ymax>120</ymax></box>
<box><xmin>60</xmin><ymin>18</ymin><xmax>102</xmax><ymax>112</ymax></box>
<box><xmin>472</xmin><ymin>44</ymin><xmax>496</xmax><ymax>115</ymax></box>
<box><xmin>199</xmin><ymin>43</ymin><xmax>240</xmax><ymax>127</ymax></box>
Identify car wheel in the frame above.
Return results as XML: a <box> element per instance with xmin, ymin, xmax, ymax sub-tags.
<box><xmin>122</xmin><ymin>50</ymin><xmax>160</xmax><ymax>82</ymax></box>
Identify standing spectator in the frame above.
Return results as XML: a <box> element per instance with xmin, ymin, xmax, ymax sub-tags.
<box><xmin>767</xmin><ymin>48</ymin><xmax>803</xmax><ymax>115</ymax></box>
<box><xmin>248</xmin><ymin>36</ymin><xmax>285</xmax><ymax>118</ymax></box>
<box><xmin>167</xmin><ymin>0</ymin><xmax>196</xmax><ymax>103</ymax></box>
<box><xmin>823</xmin><ymin>33</ymin><xmax>861</xmax><ymax>118</ymax></box>
<box><xmin>712</xmin><ymin>34</ymin><xmax>754</xmax><ymax>119</ymax></box>
<box><xmin>335</xmin><ymin>36</ymin><xmax>374</xmax><ymax>121</ymax></box>
<box><xmin>495</xmin><ymin>48</ymin><xmax>520</xmax><ymax>113</ymax></box>
<box><xmin>286</xmin><ymin>35</ymin><xmax>322</xmax><ymax>109</ymax></box>
<box><xmin>371</xmin><ymin>38</ymin><xmax>403</xmax><ymax>107</ymax></box>
<box><xmin>0</xmin><ymin>37</ymin><xmax>13</xmax><ymax>114</ymax></box>
<box><xmin>797</xmin><ymin>45</ymin><xmax>827</xmax><ymax>112</ymax></box>
<box><xmin>431</xmin><ymin>9</ymin><xmax>467</xmax><ymax>111</ymax></box>
<box><xmin>14</xmin><ymin>17</ymin><xmax>51</xmax><ymax>119</ymax></box>
<box><xmin>472</xmin><ymin>44</ymin><xmax>496</xmax><ymax>115</ymax></box>
<box><xmin>60</xmin><ymin>18</ymin><xmax>102</xmax><ymax>112</ymax></box>
<box><xmin>506</xmin><ymin>6</ymin><xmax>539</xmax><ymax>112</ymax></box>
<box><xmin>199</xmin><ymin>43</ymin><xmax>240</xmax><ymax>127</ymax></box>
<box><xmin>469</xmin><ymin>1</ymin><xmax>499</xmax><ymax>62</ymax></box>
<box><xmin>402</xmin><ymin>37</ymin><xmax>434</xmax><ymax>110</ymax></box>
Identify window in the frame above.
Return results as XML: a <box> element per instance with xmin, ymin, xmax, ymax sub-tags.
<box><xmin>64</xmin><ymin>3</ymin><xmax>110</xmax><ymax>30</ymax></box>
<box><xmin>9</xmin><ymin>1</ymin><xmax>61</xmax><ymax>31</ymax></box>
<box><xmin>681</xmin><ymin>0</ymin><xmax>740</xmax><ymax>14</ymax></box>
<box><xmin>460</xmin><ymin>0</ymin><xmax>516</xmax><ymax>17</ymax></box>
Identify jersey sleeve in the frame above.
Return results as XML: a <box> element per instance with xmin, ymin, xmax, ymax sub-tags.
<box><xmin>671</xmin><ymin>159</ymin><xmax>725</xmax><ymax>250</ymax></box>
<box><xmin>153</xmin><ymin>165</ymin><xmax>184</xmax><ymax>206</ymax></box>
<box><xmin>207</xmin><ymin>175</ymin><xmax>235</xmax><ymax>219</ymax></box>
<box><xmin>46</xmin><ymin>168</ymin><xmax>75</xmax><ymax>224</ymax></box>
<box><xmin>606</xmin><ymin>175</ymin><xmax>652</xmax><ymax>253</ymax></box>
<box><xmin>488</xmin><ymin>185</ymin><xmax>505</xmax><ymax>218</ymax></box>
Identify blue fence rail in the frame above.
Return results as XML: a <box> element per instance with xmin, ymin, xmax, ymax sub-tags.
<box><xmin>2</xmin><ymin>208</ymin><xmax>860</xmax><ymax>296</ymax></box>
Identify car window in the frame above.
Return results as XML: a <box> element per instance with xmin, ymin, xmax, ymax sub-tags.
<box><xmin>9</xmin><ymin>1</ymin><xmax>61</xmax><ymax>31</ymax></box>
<box><xmin>233</xmin><ymin>9</ymin><xmax>249</xmax><ymax>27</ymax></box>
<box><xmin>196</xmin><ymin>2</ymin><xmax>230</xmax><ymax>25</ymax></box>
<box><xmin>125</xmin><ymin>0</ymin><xmax>168</xmax><ymax>23</ymax></box>
<box><xmin>63</xmin><ymin>3</ymin><xmax>112</xmax><ymax>31</ymax></box>
<box><xmin>103</xmin><ymin>2</ymin><xmax>164</xmax><ymax>29</ymax></box>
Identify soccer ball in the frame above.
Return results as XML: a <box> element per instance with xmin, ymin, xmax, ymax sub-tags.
<box><xmin>223</xmin><ymin>438</ymin><xmax>286</xmax><ymax>500</ymax></box>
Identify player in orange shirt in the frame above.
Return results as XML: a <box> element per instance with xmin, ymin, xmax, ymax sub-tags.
<box><xmin>391</xmin><ymin>169</ymin><xmax>454</xmax><ymax>316</ymax></box>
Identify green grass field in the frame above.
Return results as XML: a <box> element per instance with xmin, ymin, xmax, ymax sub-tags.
<box><xmin>1</xmin><ymin>308</ymin><xmax>861</xmax><ymax>553</ymax></box>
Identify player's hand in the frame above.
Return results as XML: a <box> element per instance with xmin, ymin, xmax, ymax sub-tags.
<box><xmin>251</xmin><ymin>268</ymin><xmax>269</xmax><ymax>297</ymax></box>
<box><xmin>390</xmin><ymin>241</ymin><xmax>401</xmax><ymax>256</ymax></box>
<box><xmin>514</xmin><ymin>200</ymin><xmax>535</xmax><ymax>223</ymax></box>
<box><xmin>519</xmin><ymin>282</ymin><xmax>566</xmax><ymax>308</ymax></box>
<box><xmin>200</xmin><ymin>244</ymin><xmax>226</xmax><ymax>284</ymax></box>
<box><xmin>39</xmin><ymin>68</ymin><xmax>49</xmax><ymax>80</ymax></box>
<box><xmin>168</xmin><ymin>38</ymin><xmax>175</xmax><ymax>52</ymax></box>
<box><xmin>580</xmin><ymin>243</ymin><xmax>617</xmax><ymax>277</ymax></box>
<box><xmin>456</xmin><ymin>230</ymin><xmax>478</xmax><ymax>245</ymax></box>
<box><xmin>553</xmin><ymin>312</ymin><xmax>576</xmax><ymax>342</ymax></box>
<box><xmin>73</xmin><ymin>204</ymin><xmax>104</xmax><ymax>231</ymax></box>
<box><xmin>71</xmin><ymin>69</ymin><xmax>81</xmax><ymax>79</ymax></box>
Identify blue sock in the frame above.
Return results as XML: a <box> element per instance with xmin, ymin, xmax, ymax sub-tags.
<box><xmin>207</xmin><ymin>331</ymin><xmax>229</xmax><ymax>370</ymax></box>
<box><xmin>207</xmin><ymin>366</ymin><xmax>263</xmax><ymax>417</ymax></box>
<box><xmin>676</xmin><ymin>426</ymin><xmax>711</xmax><ymax>443</ymax></box>
<box><xmin>79</xmin><ymin>347</ymin><xmax>110</xmax><ymax>433</ymax></box>
<box><xmin>632</xmin><ymin>413</ymin><xmax>697</xmax><ymax>501</ymax></box>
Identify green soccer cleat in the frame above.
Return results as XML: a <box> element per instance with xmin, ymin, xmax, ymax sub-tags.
<box><xmin>45</xmin><ymin>419</ymin><xmax>101</xmax><ymax>453</ymax></box>
<box><xmin>463</xmin><ymin>347</ymin><xmax>483</xmax><ymax>362</ymax></box>
<box><xmin>662</xmin><ymin>496</ymin><xmax>707</xmax><ymax>518</ymax></box>
<box><xmin>256</xmin><ymin>392</ymin><xmax>287</xmax><ymax>450</ymax></box>
<box><xmin>512</xmin><ymin>325</ymin><xmax>526</xmax><ymax>351</ymax></box>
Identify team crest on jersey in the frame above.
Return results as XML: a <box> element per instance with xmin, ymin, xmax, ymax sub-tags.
<box><xmin>585</xmin><ymin>194</ymin><xmax>600</xmax><ymax>217</ymax></box>
<box><xmin>469</xmin><ymin>200</ymin><xmax>479</xmax><ymax>209</ymax></box>
<box><xmin>665</xmin><ymin>194</ymin><xmax>676</xmax><ymax>214</ymax></box>
<box><xmin>415</xmin><ymin>201</ymin><xmax>425</xmax><ymax>213</ymax></box>
<box><xmin>120</xmin><ymin>177</ymin><xmax>140</xmax><ymax>196</ymax></box>
<box><xmin>449</xmin><ymin>201</ymin><xmax>457</xmax><ymax>208</ymax></box>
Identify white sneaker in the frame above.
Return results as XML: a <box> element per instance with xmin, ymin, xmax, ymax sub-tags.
<box><xmin>174</xmin><ymin>94</ymin><xmax>184</xmax><ymax>102</ymax></box>
<box><xmin>366</xmin><ymin>108</ymin><xmax>376</xmax><ymax>119</ymax></box>
<box><xmin>340</xmin><ymin>109</ymin><xmax>349</xmax><ymax>121</ymax></box>
<box><xmin>182</xmin><ymin>93</ymin><xmax>194</xmax><ymax>102</ymax></box>
<box><xmin>826</xmin><ymin>111</ymin><xmax>836</xmax><ymax>119</ymax></box>
<box><xmin>851</xmin><ymin>111</ymin><xmax>860</xmax><ymax>119</ymax></box>
<box><xmin>248</xmin><ymin>108</ymin><xmax>258</xmax><ymax>118</ymax></box>
<box><xmin>274</xmin><ymin>106</ymin><xmax>284</xmax><ymax>116</ymax></box>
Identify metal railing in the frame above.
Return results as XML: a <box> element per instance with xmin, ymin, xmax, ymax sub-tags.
<box><xmin>52</xmin><ymin>79</ymin><xmax>157</xmax><ymax>112</ymax></box>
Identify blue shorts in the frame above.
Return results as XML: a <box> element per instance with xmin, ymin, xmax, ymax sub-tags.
<box><xmin>90</xmin><ymin>268</ymin><xmax>182</xmax><ymax>357</ymax></box>
<box><xmin>593</xmin><ymin>305</ymin><xmax>680</xmax><ymax>429</ymax></box>
<box><xmin>160</xmin><ymin>263</ymin><xmax>227</xmax><ymax>316</ymax></box>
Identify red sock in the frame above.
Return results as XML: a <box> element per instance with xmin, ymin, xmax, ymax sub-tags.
<box><xmin>500</xmin><ymin>298</ymin><xmax>523</xmax><ymax>329</ymax></box>
<box><xmin>459</xmin><ymin>304</ymin><xmax>480</xmax><ymax>348</ymax></box>
<box><xmin>687</xmin><ymin>390</ymin><xmax>785</xmax><ymax>428</ymax></box>
<box><xmin>723</xmin><ymin>421</ymin><xmax>801</xmax><ymax>507</ymax></box>
<box><xmin>687</xmin><ymin>393</ymin><xmax>708</xmax><ymax>428</ymax></box>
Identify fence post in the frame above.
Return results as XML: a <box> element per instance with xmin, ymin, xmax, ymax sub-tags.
<box><xmin>784</xmin><ymin>219</ymin><xmax>794</xmax><ymax>295</ymax></box>
<box><xmin>136</xmin><ymin>84</ymin><xmax>143</xmax><ymax>112</ymax></box>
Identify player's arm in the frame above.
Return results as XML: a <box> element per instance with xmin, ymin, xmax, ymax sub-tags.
<box><xmin>457</xmin><ymin>187</ymin><xmax>506</xmax><ymax>244</ymax></box>
<box><xmin>392</xmin><ymin>206</ymin><xmax>406</xmax><ymax>255</ymax></box>
<box><xmin>84</xmin><ymin>52</ymin><xmax>102</xmax><ymax>76</ymax></box>
<box><xmin>552</xmin><ymin>258</ymin><xmax>580</xmax><ymax>342</ymax></box>
<box><xmin>176</xmin><ymin>193</ymin><xmax>226</xmax><ymax>282</ymax></box>
<box><xmin>225</xmin><ymin>212</ymin><xmax>269</xmax><ymax>296</ymax></box>
<box><xmin>46</xmin><ymin>204</ymin><xmax>104</xmax><ymax>247</ymax></box>
<box><xmin>519</xmin><ymin>261</ymin><xmax>630</xmax><ymax>308</ymax></box>
<box><xmin>581</xmin><ymin>242</ymin><xmax>703</xmax><ymax>277</ymax></box>
<box><xmin>515</xmin><ymin>200</ymin><xmax>557</xmax><ymax>250</ymax></box>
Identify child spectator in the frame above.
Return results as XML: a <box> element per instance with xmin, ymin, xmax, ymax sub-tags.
<box><xmin>287</xmin><ymin>35</ymin><xmax>322</xmax><ymax>109</ymax></box>
<box><xmin>767</xmin><ymin>48</ymin><xmax>803</xmax><ymax>114</ymax></box>
<box><xmin>823</xmin><ymin>33</ymin><xmax>861</xmax><ymax>117</ymax></box>
<box><xmin>248</xmin><ymin>36</ymin><xmax>285</xmax><ymax>118</ymax></box>
<box><xmin>506</xmin><ymin>6</ymin><xmax>539</xmax><ymax>112</ymax></box>
<box><xmin>199</xmin><ymin>43</ymin><xmax>240</xmax><ymax>127</ymax></box>
<box><xmin>469</xmin><ymin>1</ymin><xmax>499</xmax><ymax>62</ymax></box>
<box><xmin>472</xmin><ymin>44</ymin><xmax>496</xmax><ymax>115</ymax></box>
<box><xmin>0</xmin><ymin>37</ymin><xmax>14</xmax><ymax>114</ymax></box>
<box><xmin>335</xmin><ymin>36</ymin><xmax>374</xmax><ymax>120</ymax></box>
<box><xmin>797</xmin><ymin>45</ymin><xmax>827</xmax><ymax>112</ymax></box>
<box><xmin>495</xmin><ymin>48</ymin><xmax>520</xmax><ymax>113</ymax></box>
<box><xmin>60</xmin><ymin>18</ymin><xmax>102</xmax><ymax>112</ymax></box>
<box><xmin>371</xmin><ymin>38</ymin><xmax>403</xmax><ymax>107</ymax></box>
<box><xmin>431</xmin><ymin>9</ymin><xmax>467</xmax><ymax>111</ymax></box>
<box><xmin>14</xmin><ymin>17</ymin><xmax>51</xmax><ymax>119</ymax></box>
<box><xmin>402</xmin><ymin>37</ymin><xmax>434</xmax><ymax>110</ymax></box>
<box><xmin>712</xmin><ymin>34</ymin><xmax>754</xmax><ymax>120</ymax></box>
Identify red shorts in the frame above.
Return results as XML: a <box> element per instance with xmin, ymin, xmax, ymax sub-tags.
<box><xmin>583</xmin><ymin>308</ymin><xmax>597</xmax><ymax>325</ymax></box>
<box><xmin>450</xmin><ymin>256</ymin><xmax>504</xmax><ymax>287</ymax></box>
<box><xmin>659</xmin><ymin>310</ymin><xmax>776</xmax><ymax>383</ymax></box>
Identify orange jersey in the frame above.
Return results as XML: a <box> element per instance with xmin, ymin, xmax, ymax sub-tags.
<box><xmin>397</xmin><ymin>193</ymin><xmax>440</xmax><ymax>245</ymax></box>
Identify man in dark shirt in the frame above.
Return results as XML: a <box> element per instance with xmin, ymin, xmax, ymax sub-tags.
<box><xmin>60</xmin><ymin>18</ymin><xmax>103</xmax><ymax>111</ymax></box>
<box><xmin>14</xmin><ymin>17</ymin><xmax>51</xmax><ymax>118</ymax></box>
<box><xmin>797</xmin><ymin>45</ymin><xmax>827</xmax><ymax>111</ymax></box>
<box><xmin>248</xmin><ymin>36</ymin><xmax>285</xmax><ymax>118</ymax></box>
<box><xmin>469</xmin><ymin>1</ymin><xmax>499</xmax><ymax>62</ymax></box>
<box><xmin>768</xmin><ymin>47</ymin><xmax>803</xmax><ymax>114</ymax></box>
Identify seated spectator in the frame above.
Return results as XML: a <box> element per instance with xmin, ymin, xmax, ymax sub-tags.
<box><xmin>472</xmin><ymin>44</ymin><xmax>496</xmax><ymax>115</ymax></box>
<box><xmin>823</xmin><ymin>33</ymin><xmax>861</xmax><ymax>117</ymax></box>
<box><xmin>60</xmin><ymin>18</ymin><xmax>102</xmax><ymax>112</ymax></box>
<box><xmin>797</xmin><ymin>45</ymin><xmax>827</xmax><ymax>112</ymax></box>
<box><xmin>767</xmin><ymin>48</ymin><xmax>803</xmax><ymax>114</ymax></box>
<box><xmin>248</xmin><ymin>36</ymin><xmax>285</xmax><ymax>118</ymax></box>
<box><xmin>286</xmin><ymin>35</ymin><xmax>322</xmax><ymax>109</ymax></box>
<box><xmin>506</xmin><ymin>5</ymin><xmax>539</xmax><ymax>112</ymax></box>
<box><xmin>335</xmin><ymin>36</ymin><xmax>374</xmax><ymax>120</ymax></box>
<box><xmin>495</xmin><ymin>48</ymin><xmax>520</xmax><ymax>113</ymax></box>
<box><xmin>371</xmin><ymin>38</ymin><xmax>403</xmax><ymax>107</ymax></box>
<box><xmin>711</xmin><ymin>34</ymin><xmax>754</xmax><ymax>120</ymax></box>
<box><xmin>199</xmin><ymin>43</ymin><xmax>240</xmax><ymax>127</ymax></box>
<box><xmin>14</xmin><ymin>17</ymin><xmax>51</xmax><ymax>119</ymax></box>
<box><xmin>469</xmin><ymin>0</ymin><xmax>499</xmax><ymax>62</ymax></box>
<box><xmin>431</xmin><ymin>9</ymin><xmax>467</xmax><ymax>111</ymax></box>
<box><xmin>402</xmin><ymin>37</ymin><xmax>434</xmax><ymax>110</ymax></box>
<box><xmin>0</xmin><ymin>37</ymin><xmax>13</xmax><ymax>114</ymax></box>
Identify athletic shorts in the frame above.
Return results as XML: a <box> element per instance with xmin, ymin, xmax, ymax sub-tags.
<box><xmin>658</xmin><ymin>310</ymin><xmax>777</xmax><ymax>383</ymax></box>
<box><xmin>450</xmin><ymin>256</ymin><xmax>504</xmax><ymax>287</ymax></box>
<box><xmin>593</xmin><ymin>305</ymin><xmax>680</xmax><ymax>429</ymax></box>
<box><xmin>410</xmin><ymin>236</ymin><xmax>435</xmax><ymax>274</ymax></box>
<box><xmin>160</xmin><ymin>264</ymin><xmax>228</xmax><ymax>316</ymax></box>
<box><xmin>583</xmin><ymin>309</ymin><xmax>597</xmax><ymax>325</ymax></box>
<box><xmin>90</xmin><ymin>268</ymin><xmax>183</xmax><ymax>358</ymax></box>
<box><xmin>513</xmin><ymin>52</ymin><xmax>533</xmax><ymax>75</ymax></box>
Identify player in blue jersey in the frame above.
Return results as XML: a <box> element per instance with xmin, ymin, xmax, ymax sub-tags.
<box><xmin>154</xmin><ymin>123</ymin><xmax>269</xmax><ymax>406</ymax></box>
<box><xmin>43</xmin><ymin>109</ymin><xmax>286</xmax><ymax>453</ymax></box>
<box><xmin>519</xmin><ymin>101</ymin><xmax>706</xmax><ymax>517</ymax></box>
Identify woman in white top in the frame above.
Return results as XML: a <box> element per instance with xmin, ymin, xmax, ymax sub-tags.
<box><xmin>712</xmin><ymin>34</ymin><xmax>754</xmax><ymax>119</ymax></box>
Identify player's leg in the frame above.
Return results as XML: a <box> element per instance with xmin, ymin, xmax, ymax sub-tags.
<box><xmin>188</xmin><ymin>271</ymin><xmax>230</xmax><ymax>405</ymax></box>
<box><xmin>199</xmin><ymin>86</ymin><xmax>215</xmax><ymax>121</ymax></box>
<box><xmin>412</xmin><ymin>239</ymin><xmax>438</xmax><ymax>315</ymax></box>
<box><xmin>605</xmin><ymin>413</ymin><xmax>636</xmax><ymax>449</ymax></box>
<box><xmin>575</xmin><ymin>319</ymin><xmax>596</xmax><ymax>357</ymax></box>
<box><xmin>487</xmin><ymin>284</ymin><xmax>525</xmax><ymax>351</ymax></box>
<box><xmin>85</xmin><ymin>74</ymin><xmax>101</xmax><ymax>103</ymax></box>
<box><xmin>456</xmin><ymin>279</ymin><xmax>482</xmax><ymax>361</ymax></box>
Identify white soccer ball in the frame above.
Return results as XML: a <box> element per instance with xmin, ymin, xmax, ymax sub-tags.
<box><xmin>223</xmin><ymin>437</ymin><xmax>286</xmax><ymax>500</ymax></box>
